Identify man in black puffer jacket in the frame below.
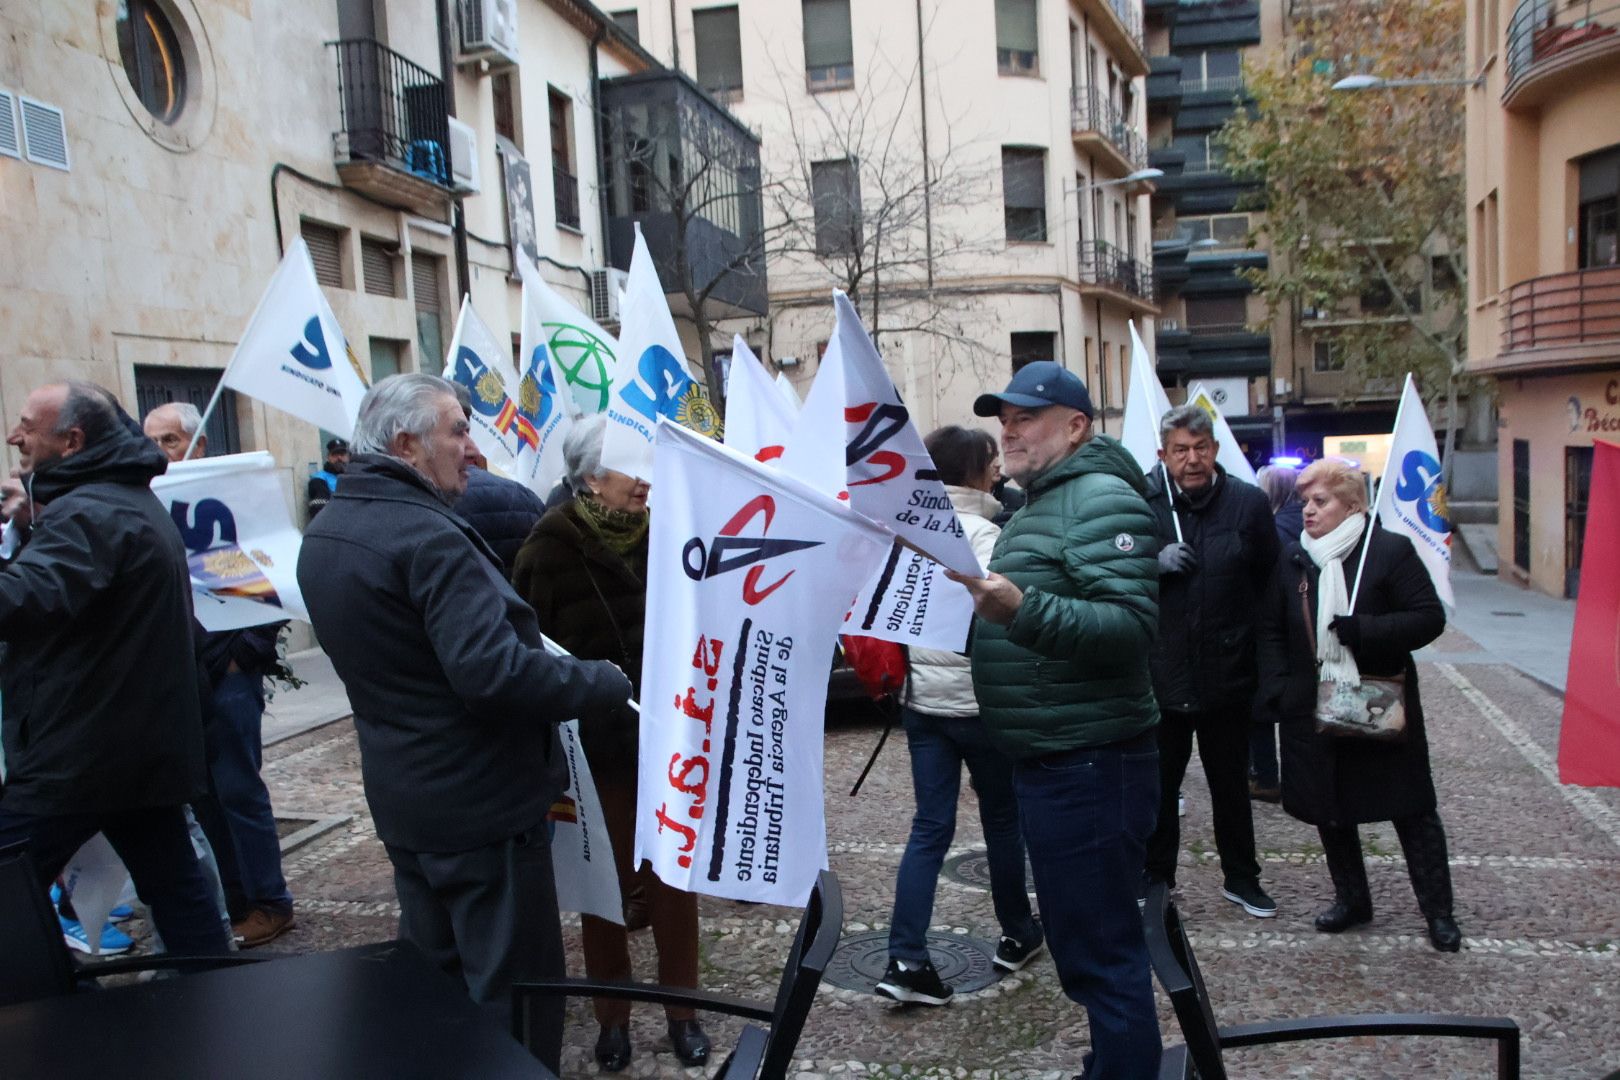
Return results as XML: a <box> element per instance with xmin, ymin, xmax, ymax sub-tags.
<box><xmin>0</xmin><ymin>381</ymin><xmax>229</xmax><ymax>955</ymax></box>
<box><xmin>1143</xmin><ymin>406</ymin><xmax>1280</xmax><ymax>918</ymax></box>
<box><xmin>454</xmin><ymin>466</ymin><xmax>546</xmax><ymax>579</ymax></box>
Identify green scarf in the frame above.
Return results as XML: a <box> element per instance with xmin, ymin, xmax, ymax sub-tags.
<box><xmin>574</xmin><ymin>495</ymin><xmax>650</xmax><ymax>556</ymax></box>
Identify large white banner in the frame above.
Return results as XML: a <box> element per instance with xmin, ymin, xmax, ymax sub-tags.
<box><xmin>219</xmin><ymin>238</ymin><xmax>368</xmax><ymax>438</ymax></box>
<box><xmin>637</xmin><ymin>423</ymin><xmax>890</xmax><ymax>904</ymax></box>
<box><xmin>152</xmin><ymin>452</ymin><xmax>308</xmax><ymax>631</ymax></box>
<box><xmin>722</xmin><ymin>336</ymin><xmax>796</xmax><ymax>465</ymax></box>
<box><xmin>443</xmin><ymin>295</ymin><xmax>522</xmax><ymax>475</ymax></box>
<box><xmin>1369</xmin><ymin>374</ymin><xmax>1455</xmax><ymax>607</ymax></box>
<box><xmin>515</xmin><ymin>257</ymin><xmax>575</xmax><ymax>496</ymax></box>
<box><xmin>548</xmin><ymin>719</ymin><xmax>623</xmax><ymax>924</ymax></box>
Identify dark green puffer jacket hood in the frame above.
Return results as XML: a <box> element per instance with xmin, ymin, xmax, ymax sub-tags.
<box><xmin>970</xmin><ymin>433</ymin><xmax>1161</xmax><ymax>760</ymax></box>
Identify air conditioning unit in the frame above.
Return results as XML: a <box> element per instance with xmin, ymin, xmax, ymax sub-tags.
<box><xmin>446</xmin><ymin>117</ymin><xmax>480</xmax><ymax>194</ymax></box>
<box><xmin>589</xmin><ymin>268</ymin><xmax>629</xmax><ymax>324</ymax></box>
<box><xmin>459</xmin><ymin>0</ymin><xmax>519</xmax><ymax>69</ymax></box>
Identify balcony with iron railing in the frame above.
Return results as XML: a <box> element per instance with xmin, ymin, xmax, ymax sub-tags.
<box><xmin>553</xmin><ymin>165</ymin><xmax>581</xmax><ymax>231</ymax></box>
<box><xmin>328</xmin><ymin>38</ymin><xmax>452</xmax><ymax>215</ymax></box>
<box><xmin>1071</xmin><ymin>88</ymin><xmax>1148</xmax><ymax>175</ymax></box>
<box><xmin>1080</xmin><ymin>0</ymin><xmax>1149</xmax><ymax>76</ymax></box>
<box><xmin>1504</xmin><ymin>0</ymin><xmax>1620</xmax><ymax>109</ymax></box>
<box><xmin>1080</xmin><ymin>240</ymin><xmax>1158</xmax><ymax>310</ymax></box>
<box><xmin>1483</xmin><ymin>265</ymin><xmax>1620</xmax><ymax>373</ymax></box>
<box><xmin>1178</xmin><ymin>74</ymin><xmax>1245</xmax><ymax>95</ymax></box>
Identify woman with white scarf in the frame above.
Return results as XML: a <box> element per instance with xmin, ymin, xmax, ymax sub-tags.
<box><xmin>1257</xmin><ymin>459</ymin><xmax>1459</xmax><ymax>952</ymax></box>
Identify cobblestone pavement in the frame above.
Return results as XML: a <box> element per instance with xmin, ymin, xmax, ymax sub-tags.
<box><xmin>205</xmin><ymin>624</ymin><xmax>1620</xmax><ymax>1078</ymax></box>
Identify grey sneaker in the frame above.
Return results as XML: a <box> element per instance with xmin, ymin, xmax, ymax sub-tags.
<box><xmin>875</xmin><ymin>958</ymin><xmax>954</xmax><ymax>1005</ymax></box>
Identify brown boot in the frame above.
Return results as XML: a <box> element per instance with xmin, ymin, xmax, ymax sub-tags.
<box><xmin>232</xmin><ymin>906</ymin><xmax>295</xmax><ymax>948</ymax></box>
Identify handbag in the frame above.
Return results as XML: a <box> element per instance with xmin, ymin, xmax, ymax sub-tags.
<box><xmin>1299</xmin><ymin>578</ymin><xmax>1408</xmax><ymax>742</ymax></box>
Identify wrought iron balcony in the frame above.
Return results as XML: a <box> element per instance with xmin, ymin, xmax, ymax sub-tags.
<box><xmin>328</xmin><ymin>38</ymin><xmax>451</xmax><ymax>214</ymax></box>
<box><xmin>1504</xmin><ymin>0</ymin><xmax>1620</xmax><ymax>109</ymax></box>
<box><xmin>553</xmin><ymin>165</ymin><xmax>581</xmax><ymax>230</ymax></box>
<box><xmin>1071</xmin><ymin>88</ymin><xmax>1147</xmax><ymax>173</ymax></box>
<box><xmin>1502</xmin><ymin>265</ymin><xmax>1620</xmax><ymax>354</ymax></box>
<box><xmin>1080</xmin><ymin>0</ymin><xmax>1148</xmax><ymax>74</ymax></box>
<box><xmin>1081</xmin><ymin>240</ymin><xmax>1157</xmax><ymax>307</ymax></box>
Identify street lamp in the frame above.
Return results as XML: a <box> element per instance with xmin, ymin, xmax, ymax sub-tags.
<box><xmin>1331</xmin><ymin>73</ymin><xmax>1484</xmax><ymax>91</ymax></box>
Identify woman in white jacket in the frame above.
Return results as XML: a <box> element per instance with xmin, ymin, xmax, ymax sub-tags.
<box><xmin>874</xmin><ymin>426</ymin><xmax>1043</xmax><ymax>1007</ymax></box>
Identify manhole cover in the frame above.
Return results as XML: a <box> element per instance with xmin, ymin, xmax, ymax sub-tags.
<box><xmin>825</xmin><ymin>930</ymin><xmax>1001</xmax><ymax>994</ymax></box>
<box><xmin>941</xmin><ymin>848</ymin><xmax>1035</xmax><ymax>893</ymax></box>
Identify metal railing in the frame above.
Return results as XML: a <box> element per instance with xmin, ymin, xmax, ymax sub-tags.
<box><xmin>553</xmin><ymin>166</ymin><xmax>580</xmax><ymax>229</ymax></box>
<box><xmin>1179</xmin><ymin>74</ymin><xmax>1245</xmax><ymax>93</ymax></box>
<box><xmin>1071</xmin><ymin>88</ymin><xmax>1147</xmax><ymax>170</ymax></box>
<box><xmin>1106</xmin><ymin>0</ymin><xmax>1146</xmax><ymax>52</ymax></box>
<box><xmin>1506</xmin><ymin>0</ymin><xmax>1620</xmax><ymax>85</ymax></box>
<box><xmin>1502</xmin><ymin>265</ymin><xmax>1620</xmax><ymax>351</ymax></box>
<box><xmin>329</xmin><ymin>38</ymin><xmax>450</xmax><ymax>186</ymax></box>
<box><xmin>1080</xmin><ymin>240</ymin><xmax>1156</xmax><ymax>303</ymax></box>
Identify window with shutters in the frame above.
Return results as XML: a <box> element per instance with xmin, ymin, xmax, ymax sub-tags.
<box><xmin>694</xmin><ymin>7</ymin><xmax>744</xmax><ymax>99</ymax></box>
<box><xmin>996</xmin><ymin>0</ymin><xmax>1039</xmax><ymax>77</ymax></box>
<box><xmin>1184</xmin><ymin>294</ymin><xmax>1247</xmax><ymax>332</ymax></box>
<box><xmin>412</xmin><ymin>252</ymin><xmax>444</xmax><ymax>367</ymax></box>
<box><xmin>302</xmin><ymin>221</ymin><xmax>347</xmax><ymax>288</ymax></box>
<box><xmin>549</xmin><ymin>89</ymin><xmax>580</xmax><ymax>230</ymax></box>
<box><xmin>803</xmin><ymin>0</ymin><xmax>854</xmax><ymax>91</ymax></box>
<box><xmin>1001</xmin><ymin>147</ymin><xmax>1047</xmax><ymax>242</ymax></box>
<box><xmin>811</xmin><ymin>158</ymin><xmax>861</xmax><ymax>255</ymax></box>
<box><xmin>611</xmin><ymin>10</ymin><xmax>640</xmax><ymax>40</ymax></box>
<box><xmin>361</xmin><ymin>238</ymin><xmax>399</xmax><ymax>297</ymax></box>
<box><xmin>492</xmin><ymin>72</ymin><xmax>520</xmax><ymax>151</ymax></box>
<box><xmin>1010</xmin><ymin>331</ymin><xmax>1055</xmax><ymax>372</ymax></box>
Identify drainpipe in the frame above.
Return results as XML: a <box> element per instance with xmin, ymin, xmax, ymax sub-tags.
<box><xmin>591</xmin><ymin>24</ymin><xmax>612</xmax><ymax>268</ymax></box>
<box><xmin>668</xmin><ymin>0</ymin><xmax>681</xmax><ymax>69</ymax></box>
<box><xmin>436</xmin><ymin>0</ymin><xmax>472</xmax><ymax>302</ymax></box>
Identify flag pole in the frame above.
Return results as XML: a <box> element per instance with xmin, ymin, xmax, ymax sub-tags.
<box><xmin>1348</xmin><ymin>373</ymin><xmax>1411</xmax><ymax>612</ymax></box>
<box><xmin>184</xmin><ymin>380</ymin><xmax>228</xmax><ymax>460</ymax></box>
<box><xmin>1161</xmin><ymin>462</ymin><xmax>1185</xmax><ymax>543</ymax></box>
<box><xmin>542</xmin><ymin>633</ymin><xmax>640</xmax><ymax>714</ymax></box>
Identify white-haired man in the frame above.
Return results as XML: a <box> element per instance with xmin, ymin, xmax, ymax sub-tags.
<box><xmin>142</xmin><ymin>400</ymin><xmax>206</xmax><ymax>461</ymax></box>
<box><xmin>296</xmin><ymin>373</ymin><xmax>632</xmax><ymax>1071</ymax></box>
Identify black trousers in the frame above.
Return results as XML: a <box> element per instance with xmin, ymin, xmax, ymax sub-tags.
<box><xmin>385</xmin><ymin>827</ymin><xmax>565</xmax><ymax>1072</ymax></box>
<box><xmin>1318</xmin><ymin>809</ymin><xmax>1455</xmax><ymax>919</ymax></box>
<box><xmin>1145</xmin><ymin>708</ymin><xmax>1261</xmax><ymax>887</ymax></box>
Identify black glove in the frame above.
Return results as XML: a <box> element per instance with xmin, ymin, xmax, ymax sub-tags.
<box><xmin>1328</xmin><ymin>614</ymin><xmax>1362</xmax><ymax>652</ymax></box>
<box><xmin>1157</xmin><ymin>542</ymin><xmax>1198</xmax><ymax>576</ymax></box>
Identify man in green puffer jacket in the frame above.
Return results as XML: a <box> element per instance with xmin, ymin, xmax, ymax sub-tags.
<box><xmin>949</xmin><ymin>361</ymin><xmax>1162</xmax><ymax>1079</ymax></box>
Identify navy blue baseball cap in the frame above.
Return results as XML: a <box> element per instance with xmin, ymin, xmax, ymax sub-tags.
<box><xmin>973</xmin><ymin>361</ymin><xmax>1095</xmax><ymax>419</ymax></box>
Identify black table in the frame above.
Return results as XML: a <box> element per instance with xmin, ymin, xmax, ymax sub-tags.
<box><xmin>0</xmin><ymin>942</ymin><xmax>556</xmax><ymax>1079</ymax></box>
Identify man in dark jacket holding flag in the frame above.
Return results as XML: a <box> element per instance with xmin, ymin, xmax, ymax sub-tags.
<box><xmin>0</xmin><ymin>381</ymin><xmax>230</xmax><ymax>955</ymax></box>
<box><xmin>950</xmin><ymin>361</ymin><xmax>1162</xmax><ymax>1079</ymax></box>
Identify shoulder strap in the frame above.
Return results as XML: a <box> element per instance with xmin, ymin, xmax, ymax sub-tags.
<box><xmin>1298</xmin><ymin>575</ymin><xmax>1316</xmax><ymax>656</ymax></box>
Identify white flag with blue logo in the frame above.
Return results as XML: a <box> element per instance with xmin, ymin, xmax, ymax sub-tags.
<box><xmin>219</xmin><ymin>238</ymin><xmax>368</xmax><ymax>438</ymax></box>
<box><xmin>515</xmin><ymin>256</ymin><xmax>575</xmax><ymax>496</ymax></box>
<box><xmin>1371</xmin><ymin>374</ymin><xmax>1454</xmax><ymax>607</ymax></box>
<box><xmin>602</xmin><ymin>226</ymin><xmax>716</xmax><ymax>480</ymax></box>
<box><xmin>443</xmin><ymin>295</ymin><xmax>522</xmax><ymax>476</ymax></box>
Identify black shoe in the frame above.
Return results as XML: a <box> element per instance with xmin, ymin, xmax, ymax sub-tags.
<box><xmin>1314</xmin><ymin>902</ymin><xmax>1373</xmax><ymax>933</ymax></box>
<box><xmin>1221</xmin><ymin>879</ymin><xmax>1278</xmax><ymax>919</ymax></box>
<box><xmin>1427</xmin><ymin>916</ymin><xmax>1462</xmax><ymax>952</ymax></box>
<box><xmin>1248</xmin><ymin>778</ymin><xmax>1282</xmax><ymax>803</ymax></box>
<box><xmin>668</xmin><ymin>1019</ymin><xmax>710</xmax><ymax>1067</ymax></box>
<box><xmin>594</xmin><ymin>1025</ymin><xmax>631</xmax><ymax>1072</ymax></box>
<box><xmin>874</xmin><ymin>957</ymin><xmax>953</xmax><ymax>1005</ymax></box>
<box><xmin>993</xmin><ymin>930</ymin><xmax>1045</xmax><ymax>972</ymax></box>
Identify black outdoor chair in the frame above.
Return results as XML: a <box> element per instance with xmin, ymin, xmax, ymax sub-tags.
<box><xmin>511</xmin><ymin>869</ymin><xmax>844</xmax><ymax>1080</ymax></box>
<box><xmin>0</xmin><ymin>842</ymin><xmax>261</xmax><ymax>1009</ymax></box>
<box><xmin>1143</xmin><ymin>882</ymin><xmax>1521</xmax><ymax>1079</ymax></box>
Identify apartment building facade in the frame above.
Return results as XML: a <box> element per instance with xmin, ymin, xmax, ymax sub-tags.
<box><xmin>1466</xmin><ymin>0</ymin><xmax>1620</xmax><ymax>598</ymax></box>
<box><xmin>601</xmin><ymin>0</ymin><xmax>1159</xmax><ymax>432</ymax></box>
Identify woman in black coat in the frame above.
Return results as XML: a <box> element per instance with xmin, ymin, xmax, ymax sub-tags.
<box><xmin>1257</xmin><ymin>458</ymin><xmax>1461</xmax><ymax>952</ymax></box>
<box><xmin>512</xmin><ymin>414</ymin><xmax>708</xmax><ymax>1072</ymax></box>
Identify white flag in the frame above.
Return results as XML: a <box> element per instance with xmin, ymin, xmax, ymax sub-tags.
<box><xmin>219</xmin><ymin>238</ymin><xmax>368</xmax><ymax>438</ymax></box>
<box><xmin>1184</xmin><ymin>381</ymin><xmax>1259</xmax><ymax>486</ymax></box>
<box><xmin>775</xmin><ymin>372</ymin><xmax>801</xmax><ymax>410</ymax></box>
<box><xmin>603</xmin><ymin>227</ymin><xmax>716</xmax><ymax>480</ymax></box>
<box><xmin>1370</xmin><ymin>374</ymin><xmax>1454</xmax><ymax>607</ymax></box>
<box><xmin>515</xmin><ymin>257</ymin><xmax>574</xmax><ymax>495</ymax></box>
<box><xmin>843</xmin><ymin>542</ymin><xmax>974</xmax><ymax>651</ymax></box>
<box><xmin>525</xmin><ymin>270</ymin><xmax>621</xmax><ymax>418</ymax></box>
<box><xmin>152</xmin><ymin>451</ymin><xmax>309</xmax><ymax>631</ymax></box>
<box><xmin>637</xmin><ymin>422</ymin><xmax>890</xmax><ymax>904</ymax></box>
<box><xmin>443</xmin><ymin>296</ymin><xmax>522</xmax><ymax>475</ymax></box>
<box><xmin>1122</xmin><ymin>321</ymin><xmax>1175</xmax><ymax>475</ymax></box>
<box><xmin>549</xmin><ymin>720</ymin><xmax>623</xmax><ymax>924</ymax></box>
<box><xmin>723</xmin><ymin>336</ymin><xmax>797</xmax><ymax>465</ymax></box>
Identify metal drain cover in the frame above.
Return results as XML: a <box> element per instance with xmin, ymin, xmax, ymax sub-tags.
<box><xmin>941</xmin><ymin>848</ymin><xmax>1035</xmax><ymax>893</ymax></box>
<box><xmin>825</xmin><ymin>930</ymin><xmax>1001</xmax><ymax>994</ymax></box>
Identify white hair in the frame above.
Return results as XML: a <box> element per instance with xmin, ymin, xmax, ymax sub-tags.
<box><xmin>148</xmin><ymin>400</ymin><xmax>202</xmax><ymax>435</ymax></box>
<box><xmin>562</xmin><ymin>413</ymin><xmax>607</xmax><ymax>489</ymax></box>
<box><xmin>352</xmin><ymin>373</ymin><xmax>456</xmax><ymax>456</ymax></box>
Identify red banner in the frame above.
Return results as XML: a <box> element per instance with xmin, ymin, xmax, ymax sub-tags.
<box><xmin>1559</xmin><ymin>439</ymin><xmax>1620</xmax><ymax>787</ymax></box>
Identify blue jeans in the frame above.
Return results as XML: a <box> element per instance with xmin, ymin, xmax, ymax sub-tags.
<box><xmin>198</xmin><ymin>673</ymin><xmax>291</xmax><ymax>914</ymax></box>
<box><xmin>0</xmin><ymin>803</ymin><xmax>231</xmax><ymax>955</ymax></box>
<box><xmin>1015</xmin><ymin>732</ymin><xmax>1162</xmax><ymax>1080</ymax></box>
<box><xmin>888</xmin><ymin>707</ymin><xmax>1039</xmax><ymax>963</ymax></box>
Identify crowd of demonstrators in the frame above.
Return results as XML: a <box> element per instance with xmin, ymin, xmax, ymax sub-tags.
<box><xmin>874</xmin><ymin>425</ymin><xmax>1043</xmax><ymax>1008</ymax></box>
<box><xmin>1248</xmin><ymin>464</ymin><xmax>1303</xmax><ymax>802</ymax></box>
<box><xmin>295</xmin><ymin>374</ymin><xmax>633</xmax><ymax>1071</ymax></box>
<box><xmin>143</xmin><ymin>401</ymin><xmax>295</xmax><ymax>949</ymax></box>
<box><xmin>1142</xmin><ymin>406</ymin><xmax>1280</xmax><ymax>919</ymax></box>
<box><xmin>513</xmin><ymin>414</ymin><xmax>709</xmax><ymax>1072</ymax></box>
<box><xmin>950</xmin><ymin>362</ymin><xmax>1164</xmax><ymax>1080</ymax></box>
<box><xmin>0</xmin><ymin>381</ymin><xmax>230</xmax><ymax>956</ymax></box>
<box><xmin>1259</xmin><ymin>458</ymin><xmax>1461</xmax><ymax>952</ymax></box>
<box><xmin>304</xmin><ymin>437</ymin><xmax>348</xmax><ymax>519</ymax></box>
